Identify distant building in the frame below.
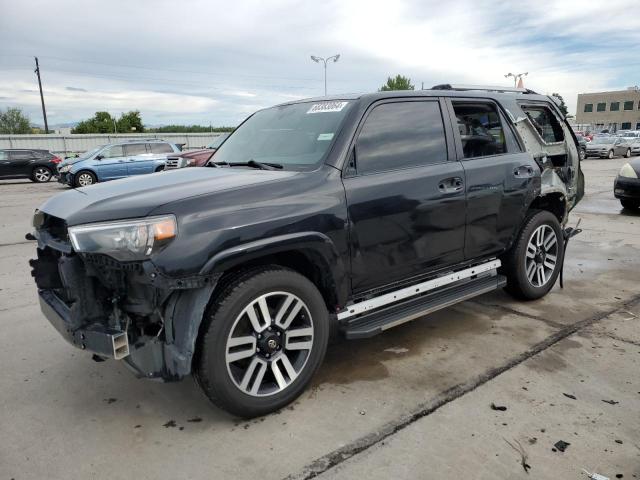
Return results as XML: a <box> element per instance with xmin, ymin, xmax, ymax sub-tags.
<box><xmin>575</xmin><ymin>87</ymin><xmax>640</xmax><ymax>133</ymax></box>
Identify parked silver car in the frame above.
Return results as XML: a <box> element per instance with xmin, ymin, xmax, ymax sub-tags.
<box><xmin>630</xmin><ymin>139</ymin><xmax>640</xmax><ymax>156</ymax></box>
<box><xmin>585</xmin><ymin>136</ymin><xmax>632</xmax><ymax>159</ymax></box>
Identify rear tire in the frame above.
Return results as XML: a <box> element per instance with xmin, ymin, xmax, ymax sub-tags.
<box><xmin>620</xmin><ymin>199</ymin><xmax>639</xmax><ymax>209</ymax></box>
<box><xmin>195</xmin><ymin>267</ymin><xmax>329</xmax><ymax>418</ymax></box>
<box><xmin>74</xmin><ymin>170</ymin><xmax>97</xmax><ymax>187</ymax></box>
<box><xmin>503</xmin><ymin>210</ymin><xmax>564</xmax><ymax>300</ymax></box>
<box><xmin>31</xmin><ymin>166</ymin><xmax>52</xmax><ymax>183</ymax></box>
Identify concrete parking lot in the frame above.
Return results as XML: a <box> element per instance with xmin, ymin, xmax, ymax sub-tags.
<box><xmin>1</xmin><ymin>158</ymin><xmax>639</xmax><ymax>480</ymax></box>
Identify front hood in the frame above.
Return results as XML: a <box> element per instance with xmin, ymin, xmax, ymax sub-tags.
<box><xmin>38</xmin><ymin>167</ymin><xmax>298</xmax><ymax>226</ymax></box>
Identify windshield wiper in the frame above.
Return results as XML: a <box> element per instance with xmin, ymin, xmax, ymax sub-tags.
<box><xmin>230</xmin><ymin>159</ymin><xmax>283</xmax><ymax>170</ymax></box>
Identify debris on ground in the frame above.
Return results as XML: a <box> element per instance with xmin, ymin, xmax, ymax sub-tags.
<box><xmin>553</xmin><ymin>440</ymin><xmax>570</xmax><ymax>452</ymax></box>
<box><xmin>563</xmin><ymin>393</ymin><xmax>577</xmax><ymax>400</ymax></box>
<box><xmin>490</xmin><ymin>403</ymin><xmax>507</xmax><ymax>411</ymax></box>
<box><xmin>163</xmin><ymin>420</ymin><xmax>177</xmax><ymax>428</ymax></box>
<box><xmin>602</xmin><ymin>399</ymin><xmax>619</xmax><ymax>405</ymax></box>
<box><xmin>615</xmin><ymin>439</ymin><xmax>623</xmax><ymax>444</ymax></box>
<box><xmin>187</xmin><ymin>417</ymin><xmax>203</xmax><ymax>423</ymax></box>
<box><xmin>582</xmin><ymin>470</ymin><xmax>610</xmax><ymax>480</ymax></box>
<box><xmin>103</xmin><ymin>398</ymin><xmax>117</xmax><ymax>404</ymax></box>
<box><xmin>504</xmin><ymin>438</ymin><xmax>531</xmax><ymax>473</ymax></box>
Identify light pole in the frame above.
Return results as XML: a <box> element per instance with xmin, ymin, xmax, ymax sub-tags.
<box><xmin>504</xmin><ymin>72</ymin><xmax>528</xmax><ymax>88</ymax></box>
<box><xmin>310</xmin><ymin>54</ymin><xmax>340</xmax><ymax>96</ymax></box>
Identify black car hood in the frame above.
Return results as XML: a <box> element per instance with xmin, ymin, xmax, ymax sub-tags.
<box><xmin>39</xmin><ymin>167</ymin><xmax>299</xmax><ymax>226</ymax></box>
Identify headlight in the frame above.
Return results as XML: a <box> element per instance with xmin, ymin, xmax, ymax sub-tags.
<box><xmin>619</xmin><ymin>163</ymin><xmax>638</xmax><ymax>179</ymax></box>
<box><xmin>68</xmin><ymin>215</ymin><xmax>177</xmax><ymax>261</ymax></box>
<box><xmin>58</xmin><ymin>164</ymin><xmax>71</xmax><ymax>173</ymax></box>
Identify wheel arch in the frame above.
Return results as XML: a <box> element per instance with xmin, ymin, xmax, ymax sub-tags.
<box><xmin>74</xmin><ymin>168</ymin><xmax>98</xmax><ymax>182</ymax></box>
<box><xmin>528</xmin><ymin>192</ymin><xmax>567</xmax><ymax>225</ymax></box>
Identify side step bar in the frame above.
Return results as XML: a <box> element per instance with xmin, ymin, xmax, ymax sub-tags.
<box><xmin>341</xmin><ymin>274</ymin><xmax>506</xmax><ymax>340</ymax></box>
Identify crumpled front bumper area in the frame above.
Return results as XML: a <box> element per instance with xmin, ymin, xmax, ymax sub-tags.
<box><xmin>29</xmin><ymin>224</ymin><xmax>218</xmax><ymax>381</ymax></box>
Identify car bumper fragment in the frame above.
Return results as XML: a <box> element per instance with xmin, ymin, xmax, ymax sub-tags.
<box><xmin>614</xmin><ymin>176</ymin><xmax>640</xmax><ymax>199</ymax></box>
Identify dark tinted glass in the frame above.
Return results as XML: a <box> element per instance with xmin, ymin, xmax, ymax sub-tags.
<box><xmin>584</xmin><ymin>103</ymin><xmax>593</xmax><ymax>112</ymax></box>
<box><xmin>521</xmin><ymin>105</ymin><xmax>565</xmax><ymax>143</ymax></box>
<box><xmin>356</xmin><ymin>101</ymin><xmax>446</xmax><ymax>174</ymax></box>
<box><xmin>149</xmin><ymin>143</ymin><xmax>173</xmax><ymax>154</ymax></box>
<box><xmin>452</xmin><ymin>102</ymin><xmax>507</xmax><ymax>158</ymax></box>
<box><xmin>623</xmin><ymin>101</ymin><xmax>634</xmax><ymax>111</ymax></box>
<box><xmin>10</xmin><ymin>150</ymin><xmax>33</xmax><ymax>160</ymax></box>
<box><xmin>597</xmin><ymin>103</ymin><xmax>606</xmax><ymax>112</ymax></box>
<box><xmin>125</xmin><ymin>143</ymin><xmax>148</xmax><ymax>156</ymax></box>
<box><xmin>610</xmin><ymin>102</ymin><xmax>620</xmax><ymax>111</ymax></box>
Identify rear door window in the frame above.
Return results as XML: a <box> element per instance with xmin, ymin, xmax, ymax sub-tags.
<box><xmin>451</xmin><ymin>102</ymin><xmax>511</xmax><ymax>158</ymax></box>
<box><xmin>520</xmin><ymin>105</ymin><xmax>564</xmax><ymax>143</ymax></box>
<box><xmin>9</xmin><ymin>150</ymin><xmax>33</xmax><ymax>160</ymax></box>
<box><xmin>149</xmin><ymin>143</ymin><xmax>173</xmax><ymax>154</ymax></box>
<box><xmin>0</xmin><ymin>151</ymin><xmax>7</xmax><ymax>160</ymax></box>
<box><xmin>125</xmin><ymin>143</ymin><xmax>148</xmax><ymax>156</ymax></box>
<box><xmin>355</xmin><ymin>101</ymin><xmax>447</xmax><ymax>175</ymax></box>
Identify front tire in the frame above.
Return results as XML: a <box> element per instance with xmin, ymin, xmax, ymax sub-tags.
<box><xmin>625</xmin><ymin>148</ymin><xmax>631</xmax><ymax>158</ymax></box>
<box><xmin>608</xmin><ymin>150</ymin><xmax>614</xmax><ymax>159</ymax></box>
<box><xmin>503</xmin><ymin>210</ymin><xmax>564</xmax><ymax>300</ymax></box>
<box><xmin>195</xmin><ymin>267</ymin><xmax>329</xmax><ymax>417</ymax></box>
<box><xmin>74</xmin><ymin>170</ymin><xmax>97</xmax><ymax>187</ymax></box>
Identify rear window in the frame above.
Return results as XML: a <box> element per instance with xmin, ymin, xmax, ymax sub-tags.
<box><xmin>10</xmin><ymin>150</ymin><xmax>33</xmax><ymax>160</ymax></box>
<box><xmin>149</xmin><ymin>143</ymin><xmax>173</xmax><ymax>154</ymax></box>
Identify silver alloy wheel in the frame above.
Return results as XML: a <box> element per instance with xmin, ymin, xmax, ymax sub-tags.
<box><xmin>608</xmin><ymin>150</ymin><xmax>614</xmax><ymax>159</ymax></box>
<box><xmin>626</xmin><ymin>149</ymin><xmax>631</xmax><ymax>158</ymax></box>
<box><xmin>579</xmin><ymin>149</ymin><xmax>586</xmax><ymax>161</ymax></box>
<box><xmin>77</xmin><ymin>173</ymin><xmax>94</xmax><ymax>186</ymax></box>
<box><xmin>225</xmin><ymin>291</ymin><xmax>314</xmax><ymax>397</ymax></box>
<box><xmin>34</xmin><ymin>167</ymin><xmax>51</xmax><ymax>182</ymax></box>
<box><xmin>525</xmin><ymin>224</ymin><xmax>558</xmax><ymax>288</ymax></box>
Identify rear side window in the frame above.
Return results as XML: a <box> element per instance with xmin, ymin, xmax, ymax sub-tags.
<box><xmin>125</xmin><ymin>143</ymin><xmax>148</xmax><ymax>156</ymax></box>
<box><xmin>10</xmin><ymin>150</ymin><xmax>32</xmax><ymax>160</ymax></box>
<box><xmin>149</xmin><ymin>143</ymin><xmax>173</xmax><ymax>154</ymax></box>
<box><xmin>451</xmin><ymin>102</ymin><xmax>509</xmax><ymax>158</ymax></box>
<box><xmin>355</xmin><ymin>101</ymin><xmax>447</xmax><ymax>174</ymax></box>
<box><xmin>0</xmin><ymin>151</ymin><xmax>6</xmax><ymax>160</ymax></box>
<box><xmin>521</xmin><ymin>105</ymin><xmax>565</xmax><ymax>143</ymax></box>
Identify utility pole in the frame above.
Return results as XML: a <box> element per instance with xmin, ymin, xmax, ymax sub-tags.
<box><xmin>34</xmin><ymin>57</ymin><xmax>49</xmax><ymax>134</ymax></box>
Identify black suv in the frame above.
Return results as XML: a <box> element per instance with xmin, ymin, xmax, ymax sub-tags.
<box><xmin>0</xmin><ymin>149</ymin><xmax>62</xmax><ymax>182</ymax></box>
<box><xmin>29</xmin><ymin>86</ymin><xmax>584</xmax><ymax>417</ymax></box>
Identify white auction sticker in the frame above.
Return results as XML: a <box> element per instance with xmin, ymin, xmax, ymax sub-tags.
<box><xmin>317</xmin><ymin>133</ymin><xmax>334</xmax><ymax>141</ymax></box>
<box><xmin>307</xmin><ymin>101</ymin><xmax>349</xmax><ymax>114</ymax></box>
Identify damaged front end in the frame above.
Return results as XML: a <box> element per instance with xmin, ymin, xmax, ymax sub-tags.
<box><xmin>29</xmin><ymin>212</ymin><xmax>219</xmax><ymax>381</ymax></box>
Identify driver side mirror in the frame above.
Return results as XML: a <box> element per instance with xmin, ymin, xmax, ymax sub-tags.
<box><xmin>95</xmin><ymin>154</ymin><xmax>104</xmax><ymax>160</ymax></box>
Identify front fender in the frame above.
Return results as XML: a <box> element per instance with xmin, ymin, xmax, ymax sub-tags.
<box><xmin>200</xmin><ymin>231</ymin><xmax>349</xmax><ymax>306</ymax></box>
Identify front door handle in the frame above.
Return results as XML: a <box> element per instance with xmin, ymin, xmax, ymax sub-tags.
<box><xmin>438</xmin><ymin>177</ymin><xmax>464</xmax><ymax>193</ymax></box>
<box><xmin>514</xmin><ymin>165</ymin><xmax>535</xmax><ymax>178</ymax></box>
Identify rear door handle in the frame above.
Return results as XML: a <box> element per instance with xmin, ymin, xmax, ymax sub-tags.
<box><xmin>514</xmin><ymin>165</ymin><xmax>534</xmax><ymax>178</ymax></box>
<box><xmin>438</xmin><ymin>177</ymin><xmax>464</xmax><ymax>193</ymax></box>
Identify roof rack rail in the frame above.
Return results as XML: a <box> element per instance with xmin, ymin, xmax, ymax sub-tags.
<box><xmin>120</xmin><ymin>138</ymin><xmax>164</xmax><ymax>142</ymax></box>
<box><xmin>431</xmin><ymin>84</ymin><xmax>539</xmax><ymax>95</ymax></box>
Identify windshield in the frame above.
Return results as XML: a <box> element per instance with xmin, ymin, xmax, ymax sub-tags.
<box><xmin>207</xmin><ymin>133</ymin><xmax>230</xmax><ymax>149</ymax></box>
<box><xmin>212</xmin><ymin>100</ymin><xmax>352</xmax><ymax>169</ymax></box>
<box><xmin>76</xmin><ymin>146</ymin><xmax>104</xmax><ymax>160</ymax></box>
<box><xmin>591</xmin><ymin>137</ymin><xmax>613</xmax><ymax>144</ymax></box>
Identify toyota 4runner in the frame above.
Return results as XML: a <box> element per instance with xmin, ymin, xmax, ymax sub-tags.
<box><xmin>29</xmin><ymin>85</ymin><xmax>584</xmax><ymax>417</ymax></box>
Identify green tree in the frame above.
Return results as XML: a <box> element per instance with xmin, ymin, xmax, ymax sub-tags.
<box><xmin>72</xmin><ymin>111</ymin><xmax>116</xmax><ymax>134</ymax></box>
<box><xmin>116</xmin><ymin>110</ymin><xmax>144</xmax><ymax>133</ymax></box>
<box><xmin>379</xmin><ymin>75</ymin><xmax>415</xmax><ymax>91</ymax></box>
<box><xmin>0</xmin><ymin>107</ymin><xmax>31</xmax><ymax>134</ymax></box>
<box><xmin>552</xmin><ymin>93</ymin><xmax>568</xmax><ymax>117</ymax></box>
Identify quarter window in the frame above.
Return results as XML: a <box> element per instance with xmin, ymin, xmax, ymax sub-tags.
<box><xmin>623</xmin><ymin>101</ymin><xmax>634</xmax><ymax>111</ymax></box>
<box><xmin>584</xmin><ymin>103</ymin><xmax>593</xmax><ymax>113</ymax></box>
<box><xmin>610</xmin><ymin>102</ymin><xmax>620</xmax><ymax>111</ymax></box>
<box><xmin>452</xmin><ymin>102</ymin><xmax>509</xmax><ymax>158</ymax></box>
<box><xmin>355</xmin><ymin>101</ymin><xmax>447</xmax><ymax>174</ymax></box>
<box><xmin>597</xmin><ymin>103</ymin><xmax>606</xmax><ymax>112</ymax></box>
<box><xmin>125</xmin><ymin>143</ymin><xmax>148</xmax><ymax>156</ymax></box>
<box><xmin>521</xmin><ymin>105</ymin><xmax>565</xmax><ymax>143</ymax></box>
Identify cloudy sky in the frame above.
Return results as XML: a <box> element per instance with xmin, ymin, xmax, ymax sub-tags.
<box><xmin>1</xmin><ymin>0</ymin><xmax>639</xmax><ymax>127</ymax></box>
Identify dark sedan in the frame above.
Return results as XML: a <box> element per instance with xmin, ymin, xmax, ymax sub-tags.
<box><xmin>614</xmin><ymin>158</ymin><xmax>640</xmax><ymax>209</ymax></box>
<box><xmin>0</xmin><ymin>149</ymin><xmax>62</xmax><ymax>182</ymax></box>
